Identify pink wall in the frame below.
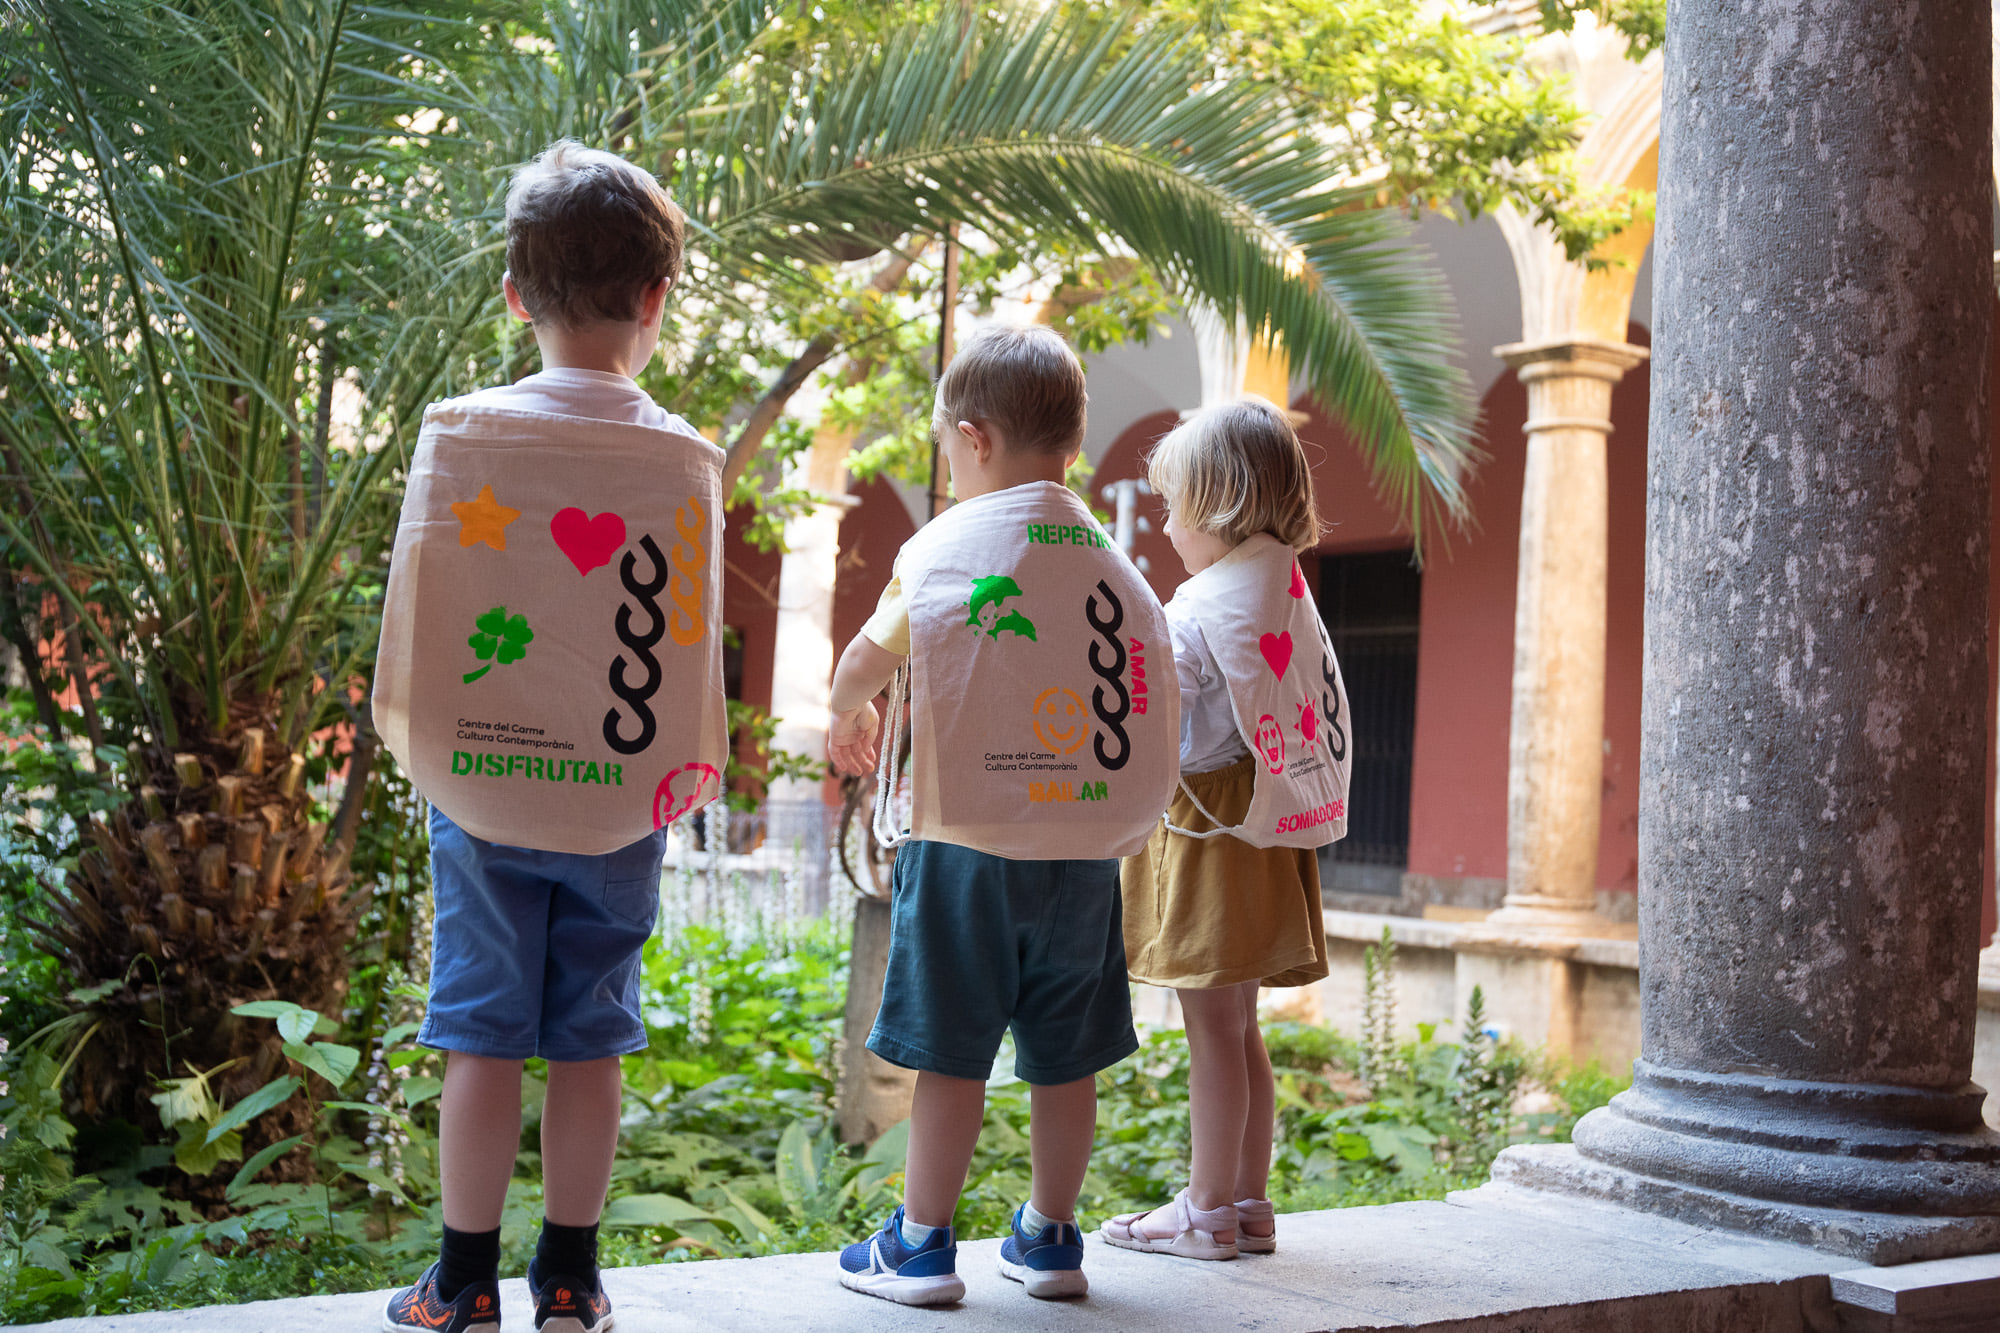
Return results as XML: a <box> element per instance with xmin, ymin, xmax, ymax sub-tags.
<box><xmin>832</xmin><ymin>479</ymin><xmax>918</xmax><ymax>662</ymax></box>
<box><xmin>1401</xmin><ymin>329</ymin><xmax>1651</xmax><ymax>896</ymax></box>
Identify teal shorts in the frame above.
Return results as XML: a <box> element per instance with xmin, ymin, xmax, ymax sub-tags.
<box><xmin>867</xmin><ymin>840</ymin><xmax>1139</xmax><ymax>1085</ymax></box>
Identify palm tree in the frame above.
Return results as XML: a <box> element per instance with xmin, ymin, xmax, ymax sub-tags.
<box><xmin>0</xmin><ymin>0</ymin><xmax>516</xmax><ymax>1140</ymax></box>
<box><xmin>1</xmin><ymin>0</ymin><xmax>1473</xmax><ymax>1162</ymax></box>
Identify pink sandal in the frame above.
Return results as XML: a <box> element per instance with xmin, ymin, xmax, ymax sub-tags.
<box><xmin>1100</xmin><ymin>1188</ymin><xmax>1239</xmax><ymax>1260</ymax></box>
<box><xmin>1235</xmin><ymin>1197</ymin><xmax>1276</xmax><ymax>1253</ymax></box>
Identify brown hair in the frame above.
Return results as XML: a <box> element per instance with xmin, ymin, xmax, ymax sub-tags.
<box><xmin>935</xmin><ymin>324</ymin><xmax>1088</xmax><ymax>456</ymax></box>
<box><xmin>505</xmin><ymin>140</ymin><xmax>686</xmax><ymax>327</ymax></box>
<box><xmin>1146</xmin><ymin>396</ymin><xmax>1322</xmax><ymax>552</ymax></box>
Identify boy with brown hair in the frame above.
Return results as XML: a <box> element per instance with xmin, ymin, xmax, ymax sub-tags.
<box><xmin>827</xmin><ymin>324</ymin><xmax>1177</xmax><ymax>1306</ymax></box>
<box><xmin>378</xmin><ymin>140</ymin><xmax>724</xmax><ymax>1333</ymax></box>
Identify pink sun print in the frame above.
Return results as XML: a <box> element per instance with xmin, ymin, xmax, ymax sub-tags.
<box><xmin>653</xmin><ymin>761</ymin><xmax>722</xmax><ymax>828</ymax></box>
<box><xmin>1295</xmin><ymin>701</ymin><xmax>1319</xmax><ymax>746</ymax></box>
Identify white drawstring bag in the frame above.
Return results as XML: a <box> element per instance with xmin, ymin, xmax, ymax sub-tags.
<box><xmin>1164</xmin><ymin>533</ymin><xmax>1351</xmax><ymax>848</ymax></box>
<box><xmin>374</xmin><ymin>402</ymin><xmax>729</xmax><ymax>855</ymax></box>
<box><xmin>873</xmin><ymin>481</ymin><xmax>1179</xmax><ymax>861</ymax></box>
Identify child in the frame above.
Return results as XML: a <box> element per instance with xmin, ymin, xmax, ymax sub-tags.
<box><xmin>1103</xmin><ymin>397</ymin><xmax>1350</xmax><ymax>1261</ymax></box>
<box><xmin>373</xmin><ymin>141</ymin><xmax>727</xmax><ymax>1333</ymax></box>
<box><xmin>825</xmin><ymin>324</ymin><xmax>1178</xmax><ymax>1306</ymax></box>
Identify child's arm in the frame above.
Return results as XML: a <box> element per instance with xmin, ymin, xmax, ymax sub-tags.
<box><xmin>827</xmin><ymin>633</ymin><xmax>905</xmax><ymax>777</ymax></box>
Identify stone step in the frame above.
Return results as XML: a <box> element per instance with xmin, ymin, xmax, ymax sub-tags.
<box><xmin>13</xmin><ymin>1193</ymin><xmax>1997</xmax><ymax>1332</ymax></box>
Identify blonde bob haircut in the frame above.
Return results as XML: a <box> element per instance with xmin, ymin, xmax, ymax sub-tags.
<box><xmin>1146</xmin><ymin>396</ymin><xmax>1322</xmax><ymax>553</ymax></box>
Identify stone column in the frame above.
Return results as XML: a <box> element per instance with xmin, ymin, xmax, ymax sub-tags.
<box><xmin>1484</xmin><ymin>338</ymin><xmax>1646</xmax><ymax>933</ymax></box>
<box><xmin>1490</xmin><ymin>0</ymin><xmax>2000</xmax><ymax>1263</ymax></box>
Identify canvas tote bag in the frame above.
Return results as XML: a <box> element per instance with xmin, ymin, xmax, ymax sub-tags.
<box><xmin>1165</xmin><ymin>533</ymin><xmax>1352</xmax><ymax>849</ymax></box>
<box><xmin>374</xmin><ymin>403</ymin><xmax>729</xmax><ymax>855</ymax></box>
<box><xmin>872</xmin><ymin>481</ymin><xmax>1180</xmax><ymax>861</ymax></box>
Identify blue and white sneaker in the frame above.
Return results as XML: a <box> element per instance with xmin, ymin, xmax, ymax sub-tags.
<box><xmin>997</xmin><ymin>1205</ymin><xmax>1088</xmax><ymax>1299</ymax></box>
<box><xmin>837</xmin><ymin>1206</ymin><xmax>966</xmax><ymax>1306</ymax></box>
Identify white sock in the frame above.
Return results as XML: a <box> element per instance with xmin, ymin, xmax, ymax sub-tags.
<box><xmin>899</xmin><ymin>1215</ymin><xmax>940</xmax><ymax>1248</ymax></box>
<box><xmin>1021</xmin><ymin>1202</ymin><xmax>1069</xmax><ymax>1233</ymax></box>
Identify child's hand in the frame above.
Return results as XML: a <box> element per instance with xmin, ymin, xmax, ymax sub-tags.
<box><xmin>828</xmin><ymin>702</ymin><xmax>881</xmax><ymax>777</ymax></box>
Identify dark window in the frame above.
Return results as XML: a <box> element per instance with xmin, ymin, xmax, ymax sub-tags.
<box><xmin>1317</xmin><ymin>550</ymin><xmax>1421</xmax><ymax>895</ymax></box>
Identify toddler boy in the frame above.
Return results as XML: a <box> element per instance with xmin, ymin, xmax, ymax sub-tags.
<box><xmin>826</xmin><ymin>324</ymin><xmax>1176</xmax><ymax>1305</ymax></box>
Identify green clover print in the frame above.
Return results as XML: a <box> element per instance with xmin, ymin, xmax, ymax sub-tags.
<box><xmin>463</xmin><ymin>605</ymin><xmax>533</xmax><ymax>683</ymax></box>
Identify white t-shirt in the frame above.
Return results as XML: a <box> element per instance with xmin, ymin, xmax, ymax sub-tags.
<box><xmin>1169</xmin><ymin>593</ymin><xmax>1250</xmax><ymax>773</ymax></box>
<box><xmin>457</xmin><ymin>367</ymin><xmax>695</xmax><ymax>434</ymax></box>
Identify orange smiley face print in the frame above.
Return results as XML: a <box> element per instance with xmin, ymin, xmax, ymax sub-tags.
<box><xmin>1032</xmin><ymin>686</ymin><xmax>1090</xmax><ymax>755</ymax></box>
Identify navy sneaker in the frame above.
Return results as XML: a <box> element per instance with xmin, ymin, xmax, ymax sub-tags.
<box><xmin>383</xmin><ymin>1262</ymin><xmax>502</xmax><ymax>1332</ymax></box>
<box><xmin>526</xmin><ymin>1260</ymin><xmax>613</xmax><ymax>1333</ymax></box>
<box><xmin>997</xmin><ymin>1205</ymin><xmax>1088</xmax><ymax>1299</ymax></box>
<box><xmin>837</xmin><ymin>1205</ymin><xmax>966</xmax><ymax>1306</ymax></box>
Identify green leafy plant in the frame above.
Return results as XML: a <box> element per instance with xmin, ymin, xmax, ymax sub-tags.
<box><xmin>227</xmin><ymin>1001</ymin><xmax>368</xmax><ymax>1228</ymax></box>
<box><xmin>1358</xmin><ymin>925</ymin><xmax>1410</xmax><ymax>1090</ymax></box>
<box><xmin>722</xmin><ymin>701</ymin><xmax>828</xmax><ymax>815</ymax></box>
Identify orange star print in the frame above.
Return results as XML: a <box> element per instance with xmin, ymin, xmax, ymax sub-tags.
<box><xmin>450</xmin><ymin>484</ymin><xmax>521</xmax><ymax>551</ymax></box>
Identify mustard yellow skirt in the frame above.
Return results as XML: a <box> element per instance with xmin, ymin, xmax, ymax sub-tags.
<box><xmin>1120</xmin><ymin>756</ymin><xmax>1329</xmax><ymax>991</ymax></box>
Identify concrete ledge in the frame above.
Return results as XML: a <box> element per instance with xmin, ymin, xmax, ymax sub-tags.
<box><xmin>12</xmin><ymin>1190</ymin><xmax>1893</xmax><ymax>1333</ymax></box>
<box><xmin>1830</xmin><ymin>1251</ymin><xmax>2000</xmax><ymax>1324</ymax></box>
<box><xmin>1323</xmin><ymin>908</ymin><xmax>1473</xmax><ymax>953</ymax></box>
<box><xmin>1321</xmin><ymin>910</ymin><xmax>1640</xmax><ymax>971</ymax></box>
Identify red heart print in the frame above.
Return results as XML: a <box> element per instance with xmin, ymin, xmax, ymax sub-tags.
<box><xmin>1259</xmin><ymin>631</ymin><xmax>1293</xmax><ymax>679</ymax></box>
<box><xmin>1289</xmin><ymin>563</ymin><xmax>1307</xmax><ymax>599</ymax></box>
<box><xmin>550</xmin><ymin>507</ymin><xmax>627</xmax><ymax>577</ymax></box>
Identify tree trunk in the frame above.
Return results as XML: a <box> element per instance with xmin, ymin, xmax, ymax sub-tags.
<box><xmin>720</xmin><ymin>248</ymin><xmax>920</xmax><ymax>499</ymax></box>
<box><xmin>836</xmin><ymin>893</ymin><xmax>915</xmax><ymax>1145</ymax></box>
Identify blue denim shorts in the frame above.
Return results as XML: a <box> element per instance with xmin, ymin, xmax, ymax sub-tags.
<box><xmin>419</xmin><ymin>806</ymin><xmax>666</xmax><ymax>1063</ymax></box>
<box><xmin>868</xmin><ymin>840</ymin><xmax>1138</xmax><ymax>1085</ymax></box>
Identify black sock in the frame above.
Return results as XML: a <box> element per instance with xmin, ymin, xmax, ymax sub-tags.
<box><xmin>437</xmin><ymin>1224</ymin><xmax>501</xmax><ymax>1302</ymax></box>
<box><xmin>536</xmin><ymin>1218</ymin><xmax>600</xmax><ymax>1284</ymax></box>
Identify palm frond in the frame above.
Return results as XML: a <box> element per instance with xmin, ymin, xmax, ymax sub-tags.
<box><xmin>666</xmin><ymin>6</ymin><xmax>1476</xmax><ymax>533</ymax></box>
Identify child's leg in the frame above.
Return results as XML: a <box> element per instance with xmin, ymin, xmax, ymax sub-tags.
<box><xmin>904</xmin><ymin>1070</ymin><xmax>988</xmax><ymax>1228</ymax></box>
<box><xmin>439</xmin><ymin>1051</ymin><xmax>527</xmax><ymax>1230</ymax></box>
<box><xmin>530</xmin><ymin>1055</ymin><xmax>623</xmax><ymax>1294</ymax></box>
<box><xmin>542</xmin><ymin>1056</ymin><xmax>624</xmax><ymax>1226</ymax></box>
<box><xmin>1027</xmin><ymin>1075</ymin><xmax>1096</xmax><ymax>1220</ymax></box>
<box><xmin>1180</xmin><ymin>979</ymin><xmax>1262</xmax><ymax>1227</ymax></box>
<box><xmin>1234</xmin><ymin>986</ymin><xmax>1276</xmax><ymax>1201</ymax></box>
<box><xmin>1104</xmin><ymin>980</ymin><xmax>1256</xmax><ymax>1253</ymax></box>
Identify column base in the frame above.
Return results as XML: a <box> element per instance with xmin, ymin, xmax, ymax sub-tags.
<box><xmin>1494</xmin><ymin>1143</ymin><xmax>2000</xmax><ymax>1265</ymax></box>
<box><xmin>1494</xmin><ymin>1057</ymin><xmax>2000</xmax><ymax>1263</ymax></box>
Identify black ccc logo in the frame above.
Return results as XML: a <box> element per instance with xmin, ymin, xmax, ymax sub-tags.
<box><xmin>1086</xmin><ymin>580</ymin><xmax>1131</xmax><ymax>770</ymax></box>
<box><xmin>1318</xmin><ymin>634</ymin><xmax>1348</xmax><ymax>764</ymax></box>
<box><xmin>604</xmin><ymin>535</ymin><xmax>668</xmax><ymax>755</ymax></box>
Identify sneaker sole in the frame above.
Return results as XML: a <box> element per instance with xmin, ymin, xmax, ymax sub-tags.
<box><xmin>840</xmin><ymin>1268</ymin><xmax>966</xmax><ymax>1306</ymax></box>
<box><xmin>1099</xmin><ymin>1229</ymin><xmax>1239</xmax><ymax>1261</ymax></box>
<box><xmin>383</xmin><ymin>1317</ymin><xmax>499</xmax><ymax>1333</ymax></box>
<box><xmin>538</xmin><ymin>1316</ymin><xmax>613</xmax><ymax>1333</ymax></box>
<box><xmin>998</xmin><ymin>1255</ymin><xmax>1088</xmax><ymax>1298</ymax></box>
